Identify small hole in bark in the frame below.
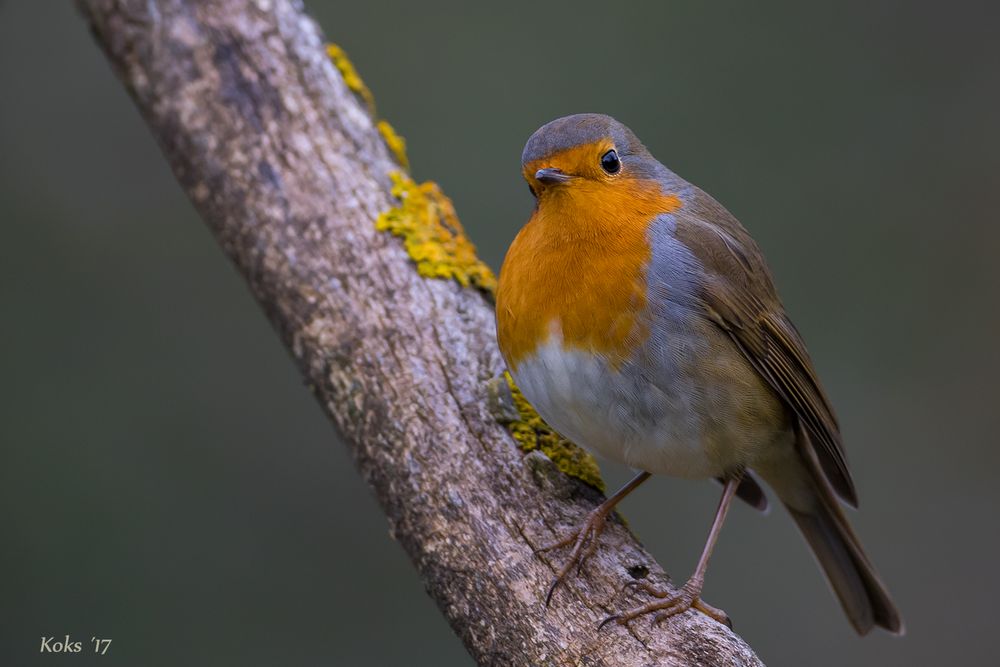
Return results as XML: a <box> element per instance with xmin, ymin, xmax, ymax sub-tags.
<box><xmin>626</xmin><ymin>564</ymin><xmax>649</xmax><ymax>580</ymax></box>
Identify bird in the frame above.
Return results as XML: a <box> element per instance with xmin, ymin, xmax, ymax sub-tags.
<box><xmin>494</xmin><ymin>113</ymin><xmax>903</xmax><ymax>635</ymax></box>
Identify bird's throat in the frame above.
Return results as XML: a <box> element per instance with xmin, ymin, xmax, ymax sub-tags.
<box><xmin>496</xmin><ymin>178</ymin><xmax>682</xmax><ymax>369</ymax></box>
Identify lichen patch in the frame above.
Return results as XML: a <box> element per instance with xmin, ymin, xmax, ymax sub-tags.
<box><xmin>377</xmin><ymin>120</ymin><xmax>409</xmax><ymax>169</ymax></box>
<box><xmin>499</xmin><ymin>372</ymin><xmax>605</xmax><ymax>493</ymax></box>
<box><xmin>325</xmin><ymin>43</ymin><xmax>375</xmax><ymax>113</ymax></box>
<box><xmin>326</xmin><ymin>43</ymin><xmax>409</xmax><ymax>169</ymax></box>
<box><xmin>375</xmin><ymin>171</ymin><xmax>497</xmax><ymax>295</ymax></box>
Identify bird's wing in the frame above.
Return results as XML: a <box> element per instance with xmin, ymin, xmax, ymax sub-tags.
<box><xmin>672</xmin><ymin>193</ymin><xmax>858</xmax><ymax>506</ymax></box>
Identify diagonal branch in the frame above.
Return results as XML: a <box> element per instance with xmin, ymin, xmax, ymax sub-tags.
<box><xmin>76</xmin><ymin>1</ymin><xmax>764</xmax><ymax>665</ymax></box>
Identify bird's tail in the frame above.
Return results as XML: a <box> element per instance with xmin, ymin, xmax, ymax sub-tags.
<box><xmin>759</xmin><ymin>439</ymin><xmax>904</xmax><ymax>635</ymax></box>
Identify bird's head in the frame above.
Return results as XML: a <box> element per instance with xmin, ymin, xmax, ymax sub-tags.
<box><xmin>521</xmin><ymin>113</ymin><xmax>667</xmax><ymax>196</ymax></box>
<box><xmin>520</xmin><ymin>114</ymin><xmax>681</xmax><ymax>232</ymax></box>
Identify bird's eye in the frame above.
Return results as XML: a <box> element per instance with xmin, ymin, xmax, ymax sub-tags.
<box><xmin>600</xmin><ymin>149</ymin><xmax>621</xmax><ymax>174</ymax></box>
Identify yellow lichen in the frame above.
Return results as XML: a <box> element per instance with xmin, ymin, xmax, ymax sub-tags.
<box><xmin>377</xmin><ymin>120</ymin><xmax>410</xmax><ymax>169</ymax></box>
<box><xmin>376</xmin><ymin>171</ymin><xmax>498</xmax><ymax>295</ymax></box>
<box><xmin>326</xmin><ymin>44</ymin><xmax>409</xmax><ymax>171</ymax></box>
<box><xmin>501</xmin><ymin>372</ymin><xmax>605</xmax><ymax>492</ymax></box>
<box><xmin>326</xmin><ymin>43</ymin><xmax>375</xmax><ymax>114</ymax></box>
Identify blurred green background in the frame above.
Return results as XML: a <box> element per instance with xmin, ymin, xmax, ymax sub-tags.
<box><xmin>2</xmin><ymin>1</ymin><xmax>998</xmax><ymax>665</ymax></box>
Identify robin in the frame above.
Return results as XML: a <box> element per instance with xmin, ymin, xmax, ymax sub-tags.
<box><xmin>495</xmin><ymin>113</ymin><xmax>903</xmax><ymax>635</ymax></box>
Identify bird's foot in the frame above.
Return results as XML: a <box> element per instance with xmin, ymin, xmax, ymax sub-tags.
<box><xmin>536</xmin><ymin>504</ymin><xmax>614</xmax><ymax>605</ymax></box>
<box><xmin>601</xmin><ymin>577</ymin><xmax>732</xmax><ymax>629</ymax></box>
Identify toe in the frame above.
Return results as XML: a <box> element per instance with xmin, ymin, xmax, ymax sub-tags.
<box><xmin>621</xmin><ymin>579</ymin><xmax>669</xmax><ymax>598</ymax></box>
<box><xmin>693</xmin><ymin>599</ymin><xmax>732</xmax><ymax>628</ymax></box>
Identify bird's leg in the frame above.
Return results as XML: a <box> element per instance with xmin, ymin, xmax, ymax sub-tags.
<box><xmin>537</xmin><ymin>471</ymin><xmax>651</xmax><ymax>605</ymax></box>
<box><xmin>604</xmin><ymin>472</ymin><xmax>742</xmax><ymax>629</ymax></box>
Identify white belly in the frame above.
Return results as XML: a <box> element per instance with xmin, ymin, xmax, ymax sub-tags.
<box><xmin>512</xmin><ymin>337</ymin><xmax>721</xmax><ymax>479</ymax></box>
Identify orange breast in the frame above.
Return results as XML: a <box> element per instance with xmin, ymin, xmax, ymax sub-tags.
<box><xmin>496</xmin><ymin>178</ymin><xmax>681</xmax><ymax>370</ymax></box>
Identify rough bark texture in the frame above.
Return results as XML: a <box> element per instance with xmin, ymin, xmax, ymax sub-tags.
<box><xmin>77</xmin><ymin>1</ymin><xmax>765</xmax><ymax>665</ymax></box>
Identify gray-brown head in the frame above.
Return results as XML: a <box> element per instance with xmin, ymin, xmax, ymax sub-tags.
<box><xmin>520</xmin><ymin>113</ymin><xmax>675</xmax><ymax>196</ymax></box>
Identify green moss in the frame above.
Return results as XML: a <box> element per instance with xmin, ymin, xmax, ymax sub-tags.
<box><xmin>376</xmin><ymin>171</ymin><xmax>497</xmax><ymax>295</ymax></box>
<box><xmin>500</xmin><ymin>372</ymin><xmax>605</xmax><ymax>493</ymax></box>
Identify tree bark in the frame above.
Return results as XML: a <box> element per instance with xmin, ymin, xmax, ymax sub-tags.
<box><xmin>76</xmin><ymin>1</ymin><xmax>764</xmax><ymax>665</ymax></box>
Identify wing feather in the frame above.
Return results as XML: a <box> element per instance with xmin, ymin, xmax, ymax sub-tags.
<box><xmin>673</xmin><ymin>195</ymin><xmax>858</xmax><ymax>506</ymax></box>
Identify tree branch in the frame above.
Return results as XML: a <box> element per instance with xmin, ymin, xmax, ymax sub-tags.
<box><xmin>76</xmin><ymin>1</ymin><xmax>764</xmax><ymax>665</ymax></box>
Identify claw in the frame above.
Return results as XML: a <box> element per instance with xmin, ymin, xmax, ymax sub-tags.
<box><xmin>533</xmin><ymin>471</ymin><xmax>652</xmax><ymax>607</ymax></box>
<box><xmin>544</xmin><ymin>579</ymin><xmax>559</xmax><ymax>608</ymax></box>
<box><xmin>597</xmin><ymin>614</ymin><xmax>622</xmax><ymax>631</ymax></box>
<box><xmin>538</xmin><ymin>507</ymin><xmax>611</xmax><ymax>604</ymax></box>
<box><xmin>694</xmin><ymin>598</ymin><xmax>733</xmax><ymax>628</ymax></box>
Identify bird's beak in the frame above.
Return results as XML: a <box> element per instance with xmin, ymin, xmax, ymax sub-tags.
<box><xmin>534</xmin><ymin>167</ymin><xmax>571</xmax><ymax>185</ymax></box>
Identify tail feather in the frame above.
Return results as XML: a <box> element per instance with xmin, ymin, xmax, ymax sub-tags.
<box><xmin>761</xmin><ymin>429</ymin><xmax>904</xmax><ymax>635</ymax></box>
<box><xmin>786</xmin><ymin>496</ymin><xmax>903</xmax><ymax>635</ymax></box>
